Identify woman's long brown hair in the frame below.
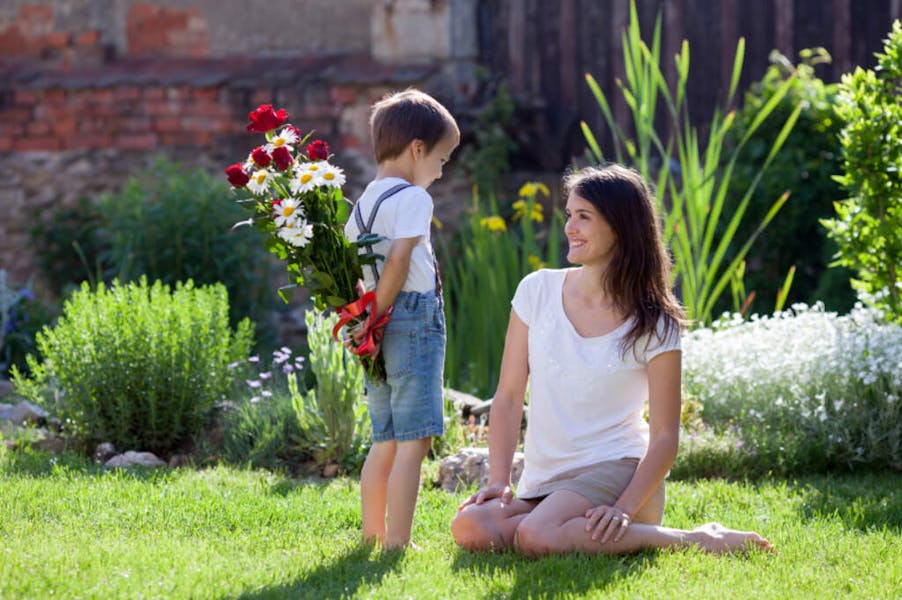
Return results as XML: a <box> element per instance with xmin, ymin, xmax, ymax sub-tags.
<box><xmin>563</xmin><ymin>164</ymin><xmax>687</xmax><ymax>358</ymax></box>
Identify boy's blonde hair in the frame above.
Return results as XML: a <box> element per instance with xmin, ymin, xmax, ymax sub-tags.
<box><xmin>370</xmin><ymin>89</ymin><xmax>459</xmax><ymax>163</ymax></box>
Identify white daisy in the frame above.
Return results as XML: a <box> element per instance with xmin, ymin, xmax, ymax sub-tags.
<box><xmin>278</xmin><ymin>221</ymin><xmax>315</xmax><ymax>248</ymax></box>
<box><xmin>242</xmin><ymin>151</ymin><xmax>255</xmax><ymax>172</ymax></box>
<box><xmin>273</xmin><ymin>198</ymin><xmax>304</xmax><ymax>227</ymax></box>
<box><xmin>247</xmin><ymin>169</ymin><xmax>273</xmax><ymax>195</ymax></box>
<box><xmin>265</xmin><ymin>127</ymin><xmax>299</xmax><ymax>153</ymax></box>
<box><xmin>319</xmin><ymin>162</ymin><xmax>346</xmax><ymax>188</ymax></box>
<box><xmin>291</xmin><ymin>163</ymin><xmax>324</xmax><ymax>194</ymax></box>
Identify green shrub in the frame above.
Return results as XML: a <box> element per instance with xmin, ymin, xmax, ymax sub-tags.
<box><xmin>29</xmin><ymin>197</ymin><xmax>109</xmax><ymax>296</ymax></box>
<box><xmin>680</xmin><ymin>304</ymin><xmax>902</xmax><ymax>477</ymax></box>
<box><xmin>31</xmin><ymin>157</ymin><xmax>275</xmax><ymax>340</ymax></box>
<box><xmin>824</xmin><ymin>21</ymin><xmax>902</xmax><ymax>322</ymax></box>
<box><xmin>290</xmin><ymin>310</ymin><xmax>369</xmax><ymax>470</ymax></box>
<box><xmin>720</xmin><ymin>49</ymin><xmax>855</xmax><ymax>315</ymax></box>
<box><xmin>11</xmin><ymin>278</ymin><xmax>253</xmax><ymax>456</ymax></box>
<box><xmin>461</xmin><ymin>82</ymin><xmax>518</xmax><ymax>197</ymax></box>
<box><xmin>439</xmin><ymin>183</ymin><xmax>564</xmax><ymax>397</ymax></box>
<box><xmin>217</xmin><ymin>393</ymin><xmax>304</xmax><ymax>473</ymax></box>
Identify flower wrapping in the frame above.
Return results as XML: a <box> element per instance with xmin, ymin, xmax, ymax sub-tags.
<box><xmin>226</xmin><ymin>104</ymin><xmax>390</xmax><ymax>379</ymax></box>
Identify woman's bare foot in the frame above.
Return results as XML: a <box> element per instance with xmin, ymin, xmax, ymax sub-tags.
<box><xmin>688</xmin><ymin>522</ymin><xmax>772</xmax><ymax>553</ymax></box>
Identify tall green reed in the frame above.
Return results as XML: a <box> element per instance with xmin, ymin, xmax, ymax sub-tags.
<box><xmin>440</xmin><ymin>184</ymin><xmax>564</xmax><ymax>397</ymax></box>
<box><xmin>581</xmin><ymin>0</ymin><xmax>801</xmax><ymax>324</ymax></box>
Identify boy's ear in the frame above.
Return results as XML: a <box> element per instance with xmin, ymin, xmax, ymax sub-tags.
<box><xmin>410</xmin><ymin>139</ymin><xmax>425</xmax><ymax>158</ymax></box>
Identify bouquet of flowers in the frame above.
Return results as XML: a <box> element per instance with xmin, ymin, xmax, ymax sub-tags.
<box><xmin>225</xmin><ymin>104</ymin><xmax>390</xmax><ymax>379</ymax></box>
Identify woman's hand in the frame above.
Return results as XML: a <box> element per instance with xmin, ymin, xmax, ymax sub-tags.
<box><xmin>584</xmin><ymin>505</ymin><xmax>631</xmax><ymax>544</ymax></box>
<box><xmin>457</xmin><ymin>483</ymin><xmax>513</xmax><ymax>512</ymax></box>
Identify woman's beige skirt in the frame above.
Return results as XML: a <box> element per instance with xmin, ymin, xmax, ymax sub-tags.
<box><xmin>517</xmin><ymin>457</ymin><xmax>665</xmax><ymax>524</ymax></box>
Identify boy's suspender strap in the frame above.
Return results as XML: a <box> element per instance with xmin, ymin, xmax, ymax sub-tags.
<box><xmin>354</xmin><ymin>183</ymin><xmax>414</xmax><ymax>284</ymax></box>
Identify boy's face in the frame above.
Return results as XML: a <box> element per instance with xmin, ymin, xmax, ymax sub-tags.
<box><xmin>412</xmin><ymin>133</ymin><xmax>459</xmax><ymax>189</ymax></box>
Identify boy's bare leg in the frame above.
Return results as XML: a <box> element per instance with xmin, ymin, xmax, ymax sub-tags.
<box><xmin>360</xmin><ymin>440</ymin><xmax>397</xmax><ymax>546</ymax></box>
<box><xmin>384</xmin><ymin>437</ymin><xmax>432</xmax><ymax>549</ymax></box>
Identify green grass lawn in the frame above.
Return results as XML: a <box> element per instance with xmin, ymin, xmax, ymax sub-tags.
<box><xmin>1</xmin><ymin>451</ymin><xmax>900</xmax><ymax>599</ymax></box>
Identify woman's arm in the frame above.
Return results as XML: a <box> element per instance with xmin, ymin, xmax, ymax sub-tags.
<box><xmin>586</xmin><ymin>349</ymin><xmax>682</xmax><ymax>542</ymax></box>
<box><xmin>613</xmin><ymin>349</ymin><xmax>682</xmax><ymax>516</ymax></box>
<box><xmin>458</xmin><ymin>309</ymin><xmax>529</xmax><ymax>509</ymax></box>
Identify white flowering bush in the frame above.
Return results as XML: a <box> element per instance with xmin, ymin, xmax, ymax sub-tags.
<box><xmin>677</xmin><ymin>303</ymin><xmax>902</xmax><ymax>477</ymax></box>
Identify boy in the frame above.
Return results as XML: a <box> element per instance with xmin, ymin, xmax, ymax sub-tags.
<box><xmin>344</xmin><ymin>89</ymin><xmax>459</xmax><ymax>549</ymax></box>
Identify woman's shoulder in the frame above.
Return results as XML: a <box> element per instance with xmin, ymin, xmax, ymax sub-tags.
<box><xmin>519</xmin><ymin>267</ymin><xmax>570</xmax><ymax>287</ymax></box>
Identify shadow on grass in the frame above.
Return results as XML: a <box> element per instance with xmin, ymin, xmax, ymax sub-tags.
<box><xmin>233</xmin><ymin>545</ymin><xmax>402</xmax><ymax>600</ymax></box>
<box><xmin>451</xmin><ymin>547</ymin><xmax>657</xmax><ymax>599</ymax></box>
<box><xmin>790</xmin><ymin>472</ymin><xmax>902</xmax><ymax>532</ymax></box>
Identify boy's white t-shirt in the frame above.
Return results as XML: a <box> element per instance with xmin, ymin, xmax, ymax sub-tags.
<box><xmin>510</xmin><ymin>268</ymin><xmax>681</xmax><ymax>497</ymax></box>
<box><xmin>344</xmin><ymin>177</ymin><xmax>437</xmax><ymax>293</ymax></box>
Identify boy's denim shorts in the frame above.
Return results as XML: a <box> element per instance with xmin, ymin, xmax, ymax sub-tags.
<box><xmin>366</xmin><ymin>289</ymin><xmax>445</xmax><ymax>443</ymax></box>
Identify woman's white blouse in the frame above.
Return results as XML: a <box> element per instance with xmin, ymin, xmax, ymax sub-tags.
<box><xmin>510</xmin><ymin>268</ymin><xmax>681</xmax><ymax>497</ymax></box>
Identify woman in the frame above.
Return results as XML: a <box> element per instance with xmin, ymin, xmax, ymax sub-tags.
<box><xmin>451</xmin><ymin>165</ymin><xmax>770</xmax><ymax>556</ymax></box>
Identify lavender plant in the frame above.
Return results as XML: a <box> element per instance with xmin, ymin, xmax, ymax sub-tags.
<box><xmin>216</xmin><ymin>348</ymin><xmax>308</xmax><ymax>472</ymax></box>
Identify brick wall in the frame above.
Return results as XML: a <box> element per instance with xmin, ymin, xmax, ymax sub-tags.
<box><xmin>0</xmin><ymin>0</ymin><xmax>372</xmax><ymax>60</ymax></box>
<box><xmin>0</xmin><ymin>1</ymin><xmax>475</xmax><ymax>294</ymax></box>
<box><xmin>0</xmin><ymin>61</ymin><xmax>442</xmax><ymax>287</ymax></box>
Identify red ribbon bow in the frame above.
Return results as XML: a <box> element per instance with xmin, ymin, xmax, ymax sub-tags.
<box><xmin>332</xmin><ymin>291</ymin><xmax>393</xmax><ymax>357</ymax></box>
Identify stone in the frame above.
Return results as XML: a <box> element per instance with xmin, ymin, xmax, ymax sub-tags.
<box><xmin>322</xmin><ymin>462</ymin><xmax>340</xmax><ymax>478</ymax></box>
<box><xmin>103</xmin><ymin>450</ymin><xmax>166</xmax><ymax>469</ymax></box>
<box><xmin>445</xmin><ymin>388</ymin><xmax>485</xmax><ymax>418</ymax></box>
<box><xmin>168</xmin><ymin>454</ymin><xmax>191</xmax><ymax>468</ymax></box>
<box><xmin>93</xmin><ymin>442</ymin><xmax>118</xmax><ymax>463</ymax></box>
<box><xmin>469</xmin><ymin>399</ymin><xmax>493</xmax><ymax>418</ymax></box>
<box><xmin>4</xmin><ymin>401</ymin><xmax>48</xmax><ymax>426</ymax></box>
<box><xmin>437</xmin><ymin>447</ymin><xmax>525</xmax><ymax>493</ymax></box>
<box><xmin>0</xmin><ymin>379</ymin><xmax>14</xmax><ymax>399</ymax></box>
<box><xmin>31</xmin><ymin>435</ymin><xmax>66</xmax><ymax>454</ymax></box>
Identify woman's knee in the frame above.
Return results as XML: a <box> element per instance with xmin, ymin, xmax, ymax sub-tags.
<box><xmin>451</xmin><ymin>504</ymin><xmax>512</xmax><ymax>551</ymax></box>
<box><xmin>451</xmin><ymin>508</ymin><xmax>486</xmax><ymax>550</ymax></box>
<box><xmin>514</xmin><ymin>517</ymin><xmax>558</xmax><ymax>556</ymax></box>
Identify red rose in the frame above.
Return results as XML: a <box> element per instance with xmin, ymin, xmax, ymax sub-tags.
<box><xmin>286</xmin><ymin>125</ymin><xmax>304</xmax><ymax>139</ymax></box>
<box><xmin>225</xmin><ymin>163</ymin><xmax>250</xmax><ymax>187</ymax></box>
<box><xmin>246</xmin><ymin>104</ymin><xmax>288</xmax><ymax>133</ymax></box>
<box><xmin>272</xmin><ymin>145</ymin><xmax>293</xmax><ymax>171</ymax></box>
<box><xmin>251</xmin><ymin>146</ymin><xmax>271</xmax><ymax>167</ymax></box>
<box><xmin>307</xmin><ymin>140</ymin><xmax>329</xmax><ymax>160</ymax></box>
<box><xmin>271</xmin><ymin>198</ymin><xmax>282</xmax><ymax>207</ymax></box>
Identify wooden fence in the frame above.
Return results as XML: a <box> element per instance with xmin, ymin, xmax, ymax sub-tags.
<box><xmin>476</xmin><ymin>0</ymin><xmax>902</xmax><ymax>168</ymax></box>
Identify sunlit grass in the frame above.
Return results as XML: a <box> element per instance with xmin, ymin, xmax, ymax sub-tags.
<box><xmin>1</xmin><ymin>451</ymin><xmax>900</xmax><ymax>599</ymax></box>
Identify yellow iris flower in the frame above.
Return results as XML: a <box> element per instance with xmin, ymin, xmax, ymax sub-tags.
<box><xmin>512</xmin><ymin>200</ymin><xmax>544</xmax><ymax>223</ymax></box>
<box><xmin>518</xmin><ymin>181</ymin><xmax>550</xmax><ymax>198</ymax></box>
<box><xmin>480</xmin><ymin>216</ymin><xmax>507</xmax><ymax>232</ymax></box>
